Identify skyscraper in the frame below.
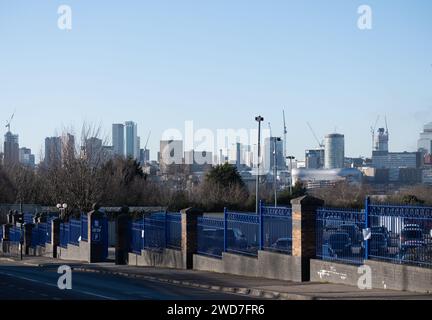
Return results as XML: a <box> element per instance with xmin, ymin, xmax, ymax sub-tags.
<box><xmin>62</xmin><ymin>133</ymin><xmax>75</xmax><ymax>164</ymax></box>
<box><xmin>19</xmin><ymin>148</ymin><xmax>35</xmax><ymax>168</ymax></box>
<box><xmin>45</xmin><ymin>136</ymin><xmax>62</xmax><ymax>167</ymax></box>
<box><xmin>125</xmin><ymin>121</ymin><xmax>138</xmax><ymax>159</ymax></box>
<box><xmin>3</xmin><ymin>131</ymin><xmax>19</xmax><ymax>166</ymax></box>
<box><xmin>160</xmin><ymin>140</ymin><xmax>183</xmax><ymax>175</ymax></box>
<box><xmin>324</xmin><ymin>133</ymin><xmax>345</xmax><ymax>169</ymax></box>
<box><xmin>263</xmin><ymin>137</ymin><xmax>285</xmax><ymax>173</ymax></box>
<box><xmin>112</xmin><ymin>123</ymin><xmax>125</xmax><ymax>156</ymax></box>
<box><xmin>418</xmin><ymin>122</ymin><xmax>432</xmax><ymax>154</ymax></box>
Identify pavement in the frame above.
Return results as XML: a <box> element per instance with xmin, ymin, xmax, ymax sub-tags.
<box><xmin>1</xmin><ymin>255</ymin><xmax>432</xmax><ymax>300</ymax></box>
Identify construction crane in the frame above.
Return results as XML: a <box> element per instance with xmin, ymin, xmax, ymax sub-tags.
<box><xmin>370</xmin><ymin>115</ymin><xmax>380</xmax><ymax>151</ymax></box>
<box><xmin>283</xmin><ymin>109</ymin><xmax>287</xmax><ymax>159</ymax></box>
<box><xmin>5</xmin><ymin>111</ymin><xmax>15</xmax><ymax>132</ymax></box>
<box><xmin>306</xmin><ymin>122</ymin><xmax>324</xmax><ymax>148</ymax></box>
<box><xmin>143</xmin><ymin>131</ymin><xmax>151</xmax><ymax>163</ymax></box>
<box><xmin>268</xmin><ymin>122</ymin><xmax>272</xmax><ymax>137</ymax></box>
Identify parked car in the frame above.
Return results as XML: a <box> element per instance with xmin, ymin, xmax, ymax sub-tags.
<box><xmin>369</xmin><ymin>233</ymin><xmax>388</xmax><ymax>256</ymax></box>
<box><xmin>338</xmin><ymin>224</ymin><xmax>361</xmax><ymax>244</ymax></box>
<box><xmin>271</xmin><ymin>238</ymin><xmax>292</xmax><ymax>252</ymax></box>
<box><xmin>328</xmin><ymin>233</ymin><xmax>352</xmax><ymax>257</ymax></box>
<box><xmin>371</xmin><ymin>226</ymin><xmax>391</xmax><ymax>245</ymax></box>
<box><xmin>398</xmin><ymin>240</ymin><xmax>427</xmax><ymax>263</ymax></box>
<box><xmin>401</xmin><ymin>225</ymin><xmax>423</xmax><ymax>246</ymax></box>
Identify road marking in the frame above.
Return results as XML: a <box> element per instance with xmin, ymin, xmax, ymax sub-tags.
<box><xmin>0</xmin><ymin>270</ymin><xmax>117</xmax><ymax>301</ymax></box>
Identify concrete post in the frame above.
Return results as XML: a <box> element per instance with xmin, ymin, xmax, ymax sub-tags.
<box><xmin>51</xmin><ymin>218</ymin><xmax>61</xmax><ymax>258</ymax></box>
<box><xmin>88</xmin><ymin>204</ymin><xmax>106</xmax><ymax>263</ymax></box>
<box><xmin>181</xmin><ymin>207</ymin><xmax>203</xmax><ymax>269</ymax></box>
<box><xmin>23</xmin><ymin>223</ymin><xmax>34</xmax><ymax>255</ymax></box>
<box><xmin>1</xmin><ymin>224</ymin><xmax>11</xmax><ymax>254</ymax></box>
<box><xmin>116</xmin><ymin>206</ymin><xmax>131</xmax><ymax>265</ymax></box>
<box><xmin>291</xmin><ymin>195</ymin><xmax>324</xmax><ymax>282</ymax></box>
<box><xmin>7</xmin><ymin>211</ymin><xmax>13</xmax><ymax>224</ymax></box>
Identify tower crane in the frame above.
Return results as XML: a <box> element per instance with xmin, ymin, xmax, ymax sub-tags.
<box><xmin>5</xmin><ymin>111</ymin><xmax>15</xmax><ymax>132</ymax></box>
<box><xmin>306</xmin><ymin>122</ymin><xmax>324</xmax><ymax>149</ymax></box>
<box><xmin>283</xmin><ymin>109</ymin><xmax>288</xmax><ymax>159</ymax></box>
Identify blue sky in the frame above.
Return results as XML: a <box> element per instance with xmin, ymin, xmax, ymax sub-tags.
<box><xmin>0</xmin><ymin>0</ymin><xmax>431</xmax><ymax>161</ymax></box>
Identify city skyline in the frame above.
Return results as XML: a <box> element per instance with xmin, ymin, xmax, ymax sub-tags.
<box><xmin>0</xmin><ymin>1</ymin><xmax>431</xmax><ymax>160</ymax></box>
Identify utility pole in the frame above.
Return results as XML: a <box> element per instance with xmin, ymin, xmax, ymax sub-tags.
<box><xmin>255</xmin><ymin>116</ymin><xmax>264</xmax><ymax>214</ymax></box>
<box><xmin>274</xmin><ymin>137</ymin><xmax>281</xmax><ymax>207</ymax></box>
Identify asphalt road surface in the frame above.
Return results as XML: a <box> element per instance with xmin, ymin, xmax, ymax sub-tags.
<box><xmin>0</xmin><ymin>263</ymin><xmax>252</xmax><ymax>300</ymax></box>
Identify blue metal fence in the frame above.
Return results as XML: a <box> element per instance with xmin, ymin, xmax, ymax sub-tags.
<box><xmin>166</xmin><ymin>212</ymin><xmax>182</xmax><ymax>250</ymax></box>
<box><xmin>368</xmin><ymin>203</ymin><xmax>432</xmax><ymax>269</ymax></box>
<box><xmin>316</xmin><ymin>207</ymin><xmax>366</xmax><ymax>265</ymax></box>
<box><xmin>23</xmin><ymin>213</ymin><xmax>34</xmax><ymax>224</ymax></box>
<box><xmin>197</xmin><ymin>216</ymin><xmax>225</xmax><ymax>258</ymax></box>
<box><xmin>60</xmin><ymin>223</ymin><xmax>69</xmax><ymax>248</ymax></box>
<box><xmin>144</xmin><ymin>213</ymin><xmax>166</xmax><ymax>251</ymax></box>
<box><xmin>31</xmin><ymin>223</ymin><xmax>48</xmax><ymax>248</ymax></box>
<box><xmin>131</xmin><ymin>219</ymin><xmax>144</xmax><ymax>254</ymax></box>
<box><xmin>81</xmin><ymin>214</ymin><xmax>88</xmax><ymax>241</ymax></box>
<box><xmin>261</xmin><ymin>205</ymin><xmax>292</xmax><ymax>254</ymax></box>
<box><xmin>9</xmin><ymin>226</ymin><xmax>22</xmax><ymax>243</ymax></box>
<box><xmin>69</xmin><ymin>218</ymin><xmax>81</xmax><ymax>246</ymax></box>
<box><xmin>225</xmin><ymin>210</ymin><xmax>260</xmax><ymax>257</ymax></box>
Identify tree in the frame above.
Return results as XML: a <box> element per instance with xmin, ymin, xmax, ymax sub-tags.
<box><xmin>277</xmin><ymin>181</ymin><xmax>307</xmax><ymax>205</ymax></box>
<box><xmin>205</xmin><ymin>163</ymin><xmax>245</xmax><ymax>188</ymax></box>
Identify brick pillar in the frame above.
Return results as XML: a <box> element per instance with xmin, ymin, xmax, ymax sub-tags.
<box><xmin>51</xmin><ymin>218</ymin><xmax>61</xmax><ymax>258</ymax></box>
<box><xmin>181</xmin><ymin>208</ymin><xmax>203</xmax><ymax>269</ymax></box>
<box><xmin>1</xmin><ymin>224</ymin><xmax>11</xmax><ymax>254</ymax></box>
<box><xmin>23</xmin><ymin>223</ymin><xmax>34</xmax><ymax>255</ymax></box>
<box><xmin>291</xmin><ymin>195</ymin><xmax>324</xmax><ymax>282</ymax></box>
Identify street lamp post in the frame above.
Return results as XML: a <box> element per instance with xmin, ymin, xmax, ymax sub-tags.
<box><xmin>273</xmin><ymin>137</ymin><xmax>281</xmax><ymax>207</ymax></box>
<box><xmin>57</xmin><ymin>203</ymin><xmax>68</xmax><ymax>220</ymax></box>
<box><xmin>255</xmin><ymin>116</ymin><xmax>264</xmax><ymax>214</ymax></box>
<box><xmin>286</xmin><ymin>156</ymin><xmax>296</xmax><ymax>195</ymax></box>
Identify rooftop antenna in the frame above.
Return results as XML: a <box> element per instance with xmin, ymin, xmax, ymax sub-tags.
<box><xmin>5</xmin><ymin>110</ymin><xmax>15</xmax><ymax>133</ymax></box>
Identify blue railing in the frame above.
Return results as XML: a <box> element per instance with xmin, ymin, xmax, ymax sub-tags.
<box><xmin>131</xmin><ymin>219</ymin><xmax>144</xmax><ymax>254</ymax></box>
<box><xmin>23</xmin><ymin>213</ymin><xmax>34</xmax><ymax>224</ymax></box>
<box><xmin>144</xmin><ymin>214</ymin><xmax>166</xmax><ymax>251</ymax></box>
<box><xmin>81</xmin><ymin>214</ymin><xmax>88</xmax><ymax>241</ymax></box>
<box><xmin>316</xmin><ymin>207</ymin><xmax>366</xmax><ymax>265</ymax></box>
<box><xmin>9</xmin><ymin>226</ymin><xmax>22</xmax><ymax>243</ymax></box>
<box><xmin>225</xmin><ymin>210</ymin><xmax>260</xmax><ymax>257</ymax></box>
<box><xmin>69</xmin><ymin>219</ymin><xmax>81</xmax><ymax>246</ymax></box>
<box><xmin>166</xmin><ymin>212</ymin><xmax>181</xmax><ymax>250</ymax></box>
<box><xmin>197</xmin><ymin>216</ymin><xmax>225</xmax><ymax>258</ymax></box>
<box><xmin>368</xmin><ymin>203</ymin><xmax>432</xmax><ymax>269</ymax></box>
<box><xmin>31</xmin><ymin>223</ymin><xmax>48</xmax><ymax>248</ymax></box>
<box><xmin>262</xmin><ymin>206</ymin><xmax>292</xmax><ymax>254</ymax></box>
<box><xmin>60</xmin><ymin>223</ymin><xmax>69</xmax><ymax>248</ymax></box>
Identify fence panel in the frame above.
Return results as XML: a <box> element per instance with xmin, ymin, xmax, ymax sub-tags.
<box><xmin>197</xmin><ymin>216</ymin><xmax>224</xmax><ymax>258</ymax></box>
<box><xmin>23</xmin><ymin>213</ymin><xmax>34</xmax><ymax>224</ymax></box>
<box><xmin>81</xmin><ymin>214</ymin><xmax>88</xmax><ymax>242</ymax></box>
<box><xmin>131</xmin><ymin>219</ymin><xmax>144</xmax><ymax>254</ymax></box>
<box><xmin>144</xmin><ymin>214</ymin><xmax>166</xmax><ymax>251</ymax></box>
<box><xmin>226</xmin><ymin>211</ymin><xmax>260</xmax><ymax>257</ymax></box>
<box><xmin>69</xmin><ymin>219</ymin><xmax>81</xmax><ymax>246</ymax></box>
<box><xmin>9</xmin><ymin>226</ymin><xmax>22</xmax><ymax>243</ymax></box>
<box><xmin>262</xmin><ymin>206</ymin><xmax>292</xmax><ymax>254</ymax></box>
<box><xmin>166</xmin><ymin>212</ymin><xmax>181</xmax><ymax>250</ymax></box>
<box><xmin>316</xmin><ymin>208</ymin><xmax>365</xmax><ymax>265</ymax></box>
<box><xmin>369</xmin><ymin>204</ymin><xmax>432</xmax><ymax>269</ymax></box>
<box><xmin>60</xmin><ymin>223</ymin><xmax>69</xmax><ymax>248</ymax></box>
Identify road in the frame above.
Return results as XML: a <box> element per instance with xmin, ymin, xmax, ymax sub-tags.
<box><xmin>0</xmin><ymin>262</ymin><xmax>252</xmax><ymax>300</ymax></box>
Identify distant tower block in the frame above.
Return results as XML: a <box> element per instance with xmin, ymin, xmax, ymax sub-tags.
<box><xmin>324</xmin><ymin>133</ymin><xmax>345</xmax><ymax>169</ymax></box>
<box><xmin>375</xmin><ymin>128</ymin><xmax>389</xmax><ymax>152</ymax></box>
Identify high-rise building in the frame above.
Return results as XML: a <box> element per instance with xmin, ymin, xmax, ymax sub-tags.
<box><xmin>3</xmin><ymin>131</ymin><xmax>19</xmax><ymax>166</ymax></box>
<box><xmin>62</xmin><ymin>133</ymin><xmax>75</xmax><ymax>164</ymax></box>
<box><xmin>19</xmin><ymin>148</ymin><xmax>35</xmax><ymax>168</ymax></box>
<box><xmin>112</xmin><ymin>123</ymin><xmax>125</xmax><ymax>156</ymax></box>
<box><xmin>160</xmin><ymin>140</ymin><xmax>183</xmax><ymax>175</ymax></box>
<box><xmin>83</xmin><ymin>137</ymin><xmax>103</xmax><ymax>166</ymax></box>
<box><xmin>375</xmin><ymin>128</ymin><xmax>389</xmax><ymax>152</ymax></box>
<box><xmin>418</xmin><ymin>122</ymin><xmax>432</xmax><ymax>154</ymax></box>
<box><xmin>324</xmin><ymin>133</ymin><xmax>345</xmax><ymax>169</ymax></box>
<box><xmin>125</xmin><ymin>121</ymin><xmax>138</xmax><ymax>159</ymax></box>
<box><xmin>305</xmin><ymin>148</ymin><xmax>325</xmax><ymax>169</ymax></box>
<box><xmin>263</xmin><ymin>137</ymin><xmax>285</xmax><ymax>173</ymax></box>
<box><xmin>139</xmin><ymin>148</ymin><xmax>150</xmax><ymax>165</ymax></box>
<box><xmin>45</xmin><ymin>137</ymin><xmax>62</xmax><ymax>167</ymax></box>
